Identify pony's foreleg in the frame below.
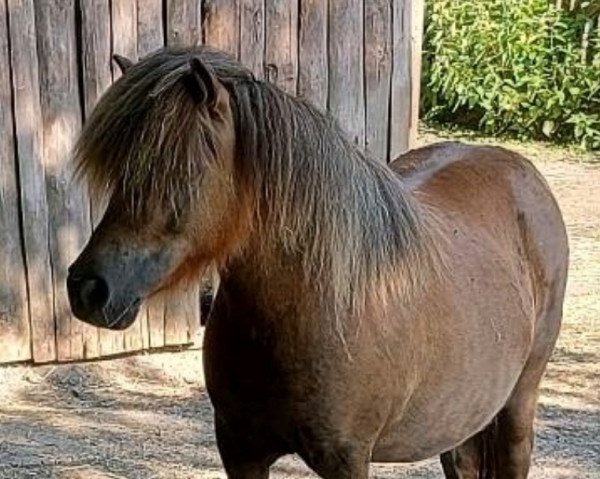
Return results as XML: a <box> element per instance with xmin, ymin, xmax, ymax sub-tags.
<box><xmin>215</xmin><ymin>416</ymin><xmax>280</xmax><ymax>479</ymax></box>
<box><xmin>299</xmin><ymin>443</ymin><xmax>370</xmax><ymax>479</ymax></box>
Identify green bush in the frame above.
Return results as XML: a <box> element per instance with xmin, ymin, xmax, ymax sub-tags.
<box><xmin>422</xmin><ymin>0</ymin><xmax>600</xmax><ymax>149</ymax></box>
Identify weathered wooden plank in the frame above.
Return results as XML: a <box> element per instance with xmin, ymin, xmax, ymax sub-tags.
<box><xmin>162</xmin><ymin>0</ymin><xmax>204</xmax><ymax>347</ymax></box>
<box><xmin>365</xmin><ymin>0</ymin><xmax>392</xmax><ymax>162</ymax></box>
<box><xmin>7</xmin><ymin>0</ymin><xmax>56</xmax><ymax>363</ymax></box>
<box><xmin>112</xmin><ymin>0</ymin><xmax>137</xmax><ymax>79</ymax></box>
<box><xmin>298</xmin><ymin>0</ymin><xmax>327</xmax><ymax>109</ymax></box>
<box><xmin>79</xmin><ymin>0</ymin><xmax>112</xmax><ymax>118</ymax></box>
<box><xmin>137</xmin><ymin>0</ymin><xmax>165</xmax><ymax>351</ymax></box>
<box><xmin>409</xmin><ymin>0</ymin><xmax>424</xmax><ymax>149</ymax></box>
<box><xmin>265</xmin><ymin>0</ymin><xmax>298</xmax><ymax>95</ymax></box>
<box><xmin>203</xmin><ymin>0</ymin><xmax>239</xmax><ymax>57</ymax></box>
<box><xmin>110</xmin><ymin>0</ymin><xmax>145</xmax><ymax>354</ymax></box>
<box><xmin>166</xmin><ymin>0</ymin><xmax>202</xmax><ymax>47</ymax></box>
<box><xmin>0</xmin><ymin>0</ymin><xmax>30</xmax><ymax>363</ymax></box>
<box><xmin>137</xmin><ymin>0</ymin><xmax>164</xmax><ymax>57</ymax></box>
<box><xmin>239</xmin><ymin>0</ymin><xmax>265</xmax><ymax>77</ymax></box>
<box><xmin>328</xmin><ymin>0</ymin><xmax>365</xmax><ymax>146</ymax></box>
<box><xmin>164</xmin><ymin>283</ymin><xmax>200</xmax><ymax>346</ymax></box>
<box><xmin>389</xmin><ymin>0</ymin><xmax>412</xmax><ymax>158</ymax></box>
<box><xmin>35</xmin><ymin>0</ymin><xmax>97</xmax><ymax>361</ymax></box>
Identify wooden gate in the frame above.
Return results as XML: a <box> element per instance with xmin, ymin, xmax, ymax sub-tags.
<box><xmin>0</xmin><ymin>0</ymin><xmax>423</xmax><ymax>364</ymax></box>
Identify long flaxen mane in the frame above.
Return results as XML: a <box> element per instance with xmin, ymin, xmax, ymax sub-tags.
<box><xmin>74</xmin><ymin>46</ymin><xmax>434</xmax><ymax>323</ymax></box>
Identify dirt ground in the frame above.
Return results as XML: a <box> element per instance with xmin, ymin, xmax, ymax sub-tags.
<box><xmin>0</xmin><ymin>131</ymin><xmax>598</xmax><ymax>478</ymax></box>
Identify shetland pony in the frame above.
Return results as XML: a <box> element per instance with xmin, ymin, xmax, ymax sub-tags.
<box><xmin>68</xmin><ymin>47</ymin><xmax>568</xmax><ymax>478</ymax></box>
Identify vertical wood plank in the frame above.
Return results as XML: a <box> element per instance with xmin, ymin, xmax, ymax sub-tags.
<box><xmin>79</xmin><ymin>0</ymin><xmax>115</xmax><ymax>357</ymax></box>
<box><xmin>364</xmin><ymin>0</ymin><xmax>392</xmax><ymax>162</ymax></box>
<box><xmin>298</xmin><ymin>0</ymin><xmax>327</xmax><ymax>109</ymax></box>
<box><xmin>239</xmin><ymin>0</ymin><xmax>265</xmax><ymax>77</ymax></box>
<box><xmin>166</xmin><ymin>0</ymin><xmax>202</xmax><ymax>47</ymax></box>
<box><xmin>328</xmin><ymin>0</ymin><xmax>365</xmax><ymax>146</ymax></box>
<box><xmin>203</xmin><ymin>0</ymin><xmax>240</xmax><ymax>57</ymax></box>
<box><xmin>265</xmin><ymin>0</ymin><xmax>298</xmax><ymax>95</ymax></box>
<box><xmin>0</xmin><ymin>0</ymin><xmax>30</xmax><ymax>363</ymax></box>
<box><xmin>111</xmin><ymin>0</ymin><xmax>144</xmax><ymax>353</ymax></box>
<box><xmin>35</xmin><ymin>0</ymin><xmax>97</xmax><ymax>361</ymax></box>
<box><xmin>164</xmin><ymin>283</ymin><xmax>199</xmax><ymax>347</ymax></box>
<box><xmin>161</xmin><ymin>0</ymin><xmax>202</xmax><ymax>347</ymax></box>
<box><xmin>7</xmin><ymin>0</ymin><xmax>56</xmax><ymax>363</ymax></box>
<box><xmin>80</xmin><ymin>0</ymin><xmax>112</xmax><ymax>119</ymax></box>
<box><xmin>389</xmin><ymin>0</ymin><xmax>411</xmax><ymax>158</ymax></box>
<box><xmin>137</xmin><ymin>0</ymin><xmax>165</xmax><ymax>350</ymax></box>
<box><xmin>409</xmin><ymin>0</ymin><xmax>424</xmax><ymax>149</ymax></box>
<box><xmin>137</xmin><ymin>0</ymin><xmax>164</xmax><ymax>57</ymax></box>
<box><xmin>112</xmin><ymin>0</ymin><xmax>137</xmax><ymax>79</ymax></box>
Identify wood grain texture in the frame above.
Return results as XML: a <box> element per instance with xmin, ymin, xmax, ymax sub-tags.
<box><xmin>239</xmin><ymin>0</ymin><xmax>265</xmax><ymax>77</ymax></box>
<box><xmin>7</xmin><ymin>0</ymin><xmax>56</xmax><ymax>363</ymax></box>
<box><xmin>110</xmin><ymin>0</ymin><xmax>144</xmax><ymax>354</ymax></box>
<box><xmin>203</xmin><ymin>0</ymin><xmax>239</xmax><ymax>56</ymax></box>
<box><xmin>409</xmin><ymin>0</ymin><xmax>424</xmax><ymax>149</ymax></box>
<box><xmin>365</xmin><ymin>0</ymin><xmax>392</xmax><ymax>162</ymax></box>
<box><xmin>35</xmin><ymin>0</ymin><xmax>96</xmax><ymax>361</ymax></box>
<box><xmin>80</xmin><ymin>0</ymin><xmax>112</xmax><ymax>118</ymax></box>
<box><xmin>389</xmin><ymin>0</ymin><xmax>411</xmax><ymax>159</ymax></box>
<box><xmin>0</xmin><ymin>0</ymin><xmax>30</xmax><ymax>363</ymax></box>
<box><xmin>137</xmin><ymin>0</ymin><xmax>165</xmax><ymax>351</ymax></box>
<box><xmin>137</xmin><ymin>0</ymin><xmax>164</xmax><ymax>56</ymax></box>
<box><xmin>265</xmin><ymin>0</ymin><xmax>298</xmax><ymax>95</ymax></box>
<box><xmin>164</xmin><ymin>284</ymin><xmax>200</xmax><ymax>347</ymax></box>
<box><xmin>112</xmin><ymin>0</ymin><xmax>138</xmax><ymax>78</ymax></box>
<box><xmin>298</xmin><ymin>0</ymin><xmax>327</xmax><ymax>109</ymax></box>
<box><xmin>166</xmin><ymin>0</ymin><xmax>202</xmax><ymax>47</ymax></box>
<box><xmin>328</xmin><ymin>0</ymin><xmax>365</xmax><ymax>146</ymax></box>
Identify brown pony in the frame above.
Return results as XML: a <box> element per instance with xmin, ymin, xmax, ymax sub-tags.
<box><xmin>68</xmin><ymin>47</ymin><xmax>568</xmax><ymax>478</ymax></box>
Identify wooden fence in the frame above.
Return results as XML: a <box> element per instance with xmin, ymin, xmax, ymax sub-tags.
<box><xmin>0</xmin><ymin>0</ymin><xmax>423</xmax><ymax>364</ymax></box>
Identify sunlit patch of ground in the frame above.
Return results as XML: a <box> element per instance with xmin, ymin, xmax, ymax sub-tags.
<box><xmin>0</xmin><ymin>129</ymin><xmax>598</xmax><ymax>478</ymax></box>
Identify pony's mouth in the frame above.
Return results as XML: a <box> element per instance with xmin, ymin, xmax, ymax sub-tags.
<box><xmin>102</xmin><ymin>298</ymin><xmax>143</xmax><ymax>330</ymax></box>
<box><xmin>71</xmin><ymin>295</ymin><xmax>142</xmax><ymax>331</ymax></box>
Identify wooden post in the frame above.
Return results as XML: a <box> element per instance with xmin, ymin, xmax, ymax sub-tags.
<box><xmin>240</xmin><ymin>0</ymin><xmax>265</xmax><ymax>77</ymax></box>
<box><xmin>203</xmin><ymin>0</ymin><xmax>240</xmax><ymax>57</ymax></box>
<box><xmin>110</xmin><ymin>0</ymin><xmax>145</xmax><ymax>354</ymax></box>
<box><xmin>137</xmin><ymin>0</ymin><xmax>165</xmax><ymax>350</ymax></box>
<box><xmin>409</xmin><ymin>0</ymin><xmax>424</xmax><ymax>149</ymax></box>
<box><xmin>166</xmin><ymin>0</ymin><xmax>202</xmax><ymax>47</ymax></box>
<box><xmin>298</xmin><ymin>0</ymin><xmax>328</xmax><ymax>109</ymax></box>
<box><xmin>265</xmin><ymin>0</ymin><xmax>298</xmax><ymax>95</ymax></box>
<box><xmin>35</xmin><ymin>0</ymin><xmax>96</xmax><ymax>361</ymax></box>
<box><xmin>0</xmin><ymin>0</ymin><xmax>30</xmax><ymax>363</ymax></box>
<box><xmin>7</xmin><ymin>0</ymin><xmax>56</xmax><ymax>363</ymax></box>
<box><xmin>365</xmin><ymin>0</ymin><xmax>393</xmax><ymax>162</ymax></box>
<box><xmin>389</xmin><ymin>0</ymin><xmax>412</xmax><ymax>159</ymax></box>
<box><xmin>328</xmin><ymin>0</ymin><xmax>365</xmax><ymax>147</ymax></box>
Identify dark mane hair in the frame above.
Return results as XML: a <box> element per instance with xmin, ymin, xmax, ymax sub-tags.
<box><xmin>74</xmin><ymin>46</ymin><xmax>433</xmax><ymax>322</ymax></box>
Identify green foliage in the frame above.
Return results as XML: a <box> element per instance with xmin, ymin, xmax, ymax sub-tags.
<box><xmin>422</xmin><ymin>0</ymin><xmax>600</xmax><ymax>149</ymax></box>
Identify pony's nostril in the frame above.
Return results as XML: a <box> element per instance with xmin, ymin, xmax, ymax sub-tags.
<box><xmin>79</xmin><ymin>276</ymin><xmax>110</xmax><ymax>313</ymax></box>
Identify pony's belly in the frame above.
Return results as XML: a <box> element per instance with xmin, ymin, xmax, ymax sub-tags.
<box><xmin>371</xmin><ymin>354</ymin><xmax>524</xmax><ymax>462</ymax></box>
<box><xmin>371</xmin><ymin>408</ymin><xmax>496</xmax><ymax>462</ymax></box>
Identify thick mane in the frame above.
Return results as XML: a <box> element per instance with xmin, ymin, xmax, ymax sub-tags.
<box><xmin>74</xmin><ymin>46</ymin><xmax>431</xmax><ymax>318</ymax></box>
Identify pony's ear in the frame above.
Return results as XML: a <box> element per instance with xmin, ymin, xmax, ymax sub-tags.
<box><xmin>112</xmin><ymin>54</ymin><xmax>134</xmax><ymax>74</ymax></box>
<box><xmin>187</xmin><ymin>57</ymin><xmax>228</xmax><ymax>115</ymax></box>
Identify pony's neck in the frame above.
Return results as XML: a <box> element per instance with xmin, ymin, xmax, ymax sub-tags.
<box><xmin>228</xmin><ymin>81</ymin><xmax>426</xmax><ymax>317</ymax></box>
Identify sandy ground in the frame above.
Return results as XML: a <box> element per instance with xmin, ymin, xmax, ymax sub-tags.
<box><xmin>0</xmin><ymin>131</ymin><xmax>598</xmax><ymax>478</ymax></box>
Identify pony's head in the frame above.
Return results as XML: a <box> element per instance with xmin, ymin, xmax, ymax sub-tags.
<box><xmin>68</xmin><ymin>48</ymin><xmax>249</xmax><ymax>329</ymax></box>
<box><xmin>68</xmin><ymin>46</ymin><xmax>428</xmax><ymax>333</ymax></box>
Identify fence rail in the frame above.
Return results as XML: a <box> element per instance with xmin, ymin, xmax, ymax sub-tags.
<box><xmin>0</xmin><ymin>0</ymin><xmax>423</xmax><ymax>364</ymax></box>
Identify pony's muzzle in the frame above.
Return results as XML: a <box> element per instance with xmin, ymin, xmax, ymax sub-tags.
<box><xmin>67</xmin><ymin>273</ymin><xmax>110</xmax><ymax>323</ymax></box>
